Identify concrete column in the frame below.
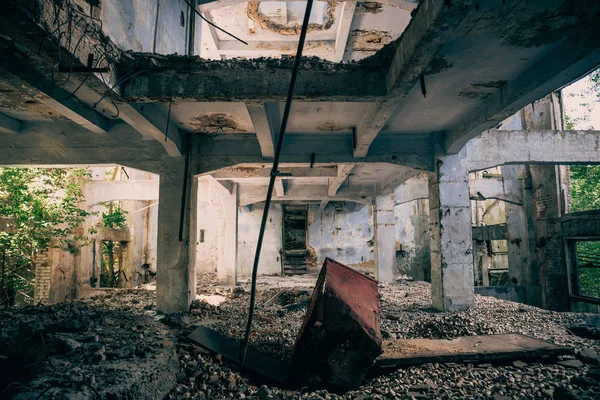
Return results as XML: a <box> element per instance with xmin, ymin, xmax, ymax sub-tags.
<box><xmin>429</xmin><ymin>152</ymin><xmax>474</xmax><ymax>311</ymax></box>
<box><xmin>501</xmin><ymin>165</ymin><xmax>531</xmax><ymax>288</ymax></box>
<box><xmin>156</xmin><ymin>158</ymin><xmax>194</xmax><ymax>313</ymax></box>
<box><xmin>374</xmin><ymin>193</ymin><xmax>396</xmax><ymax>283</ymax></box>
<box><xmin>216</xmin><ymin>183</ymin><xmax>238</xmax><ymax>285</ymax></box>
<box><xmin>529</xmin><ymin>165</ymin><xmax>569</xmax><ymax>310</ymax></box>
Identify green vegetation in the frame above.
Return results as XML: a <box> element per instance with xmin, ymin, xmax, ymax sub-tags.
<box><xmin>570</xmin><ymin>165</ymin><xmax>600</xmax><ymax>213</ymax></box>
<box><xmin>0</xmin><ymin>168</ymin><xmax>95</xmax><ymax>305</ymax></box>
<box><xmin>567</xmin><ymin>67</ymin><xmax>600</xmax><ymax>297</ymax></box>
<box><xmin>101</xmin><ymin>203</ymin><xmax>128</xmax><ymax>229</ymax></box>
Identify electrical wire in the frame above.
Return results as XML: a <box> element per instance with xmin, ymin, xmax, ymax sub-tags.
<box><xmin>181</xmin><ymin>0</ymin><xmax>248</xmax><ymax>45</ymax></box>
<box><xmin>239</xmin><ymin>0</ymin><xmax>314</xmax><ymax>368</ymax></box>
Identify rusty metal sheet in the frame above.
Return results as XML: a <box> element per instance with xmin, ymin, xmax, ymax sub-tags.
<box><xmin>288</xmin><ymin>257</ymin><xmax>382</xmax><ymax>392</ymax></box>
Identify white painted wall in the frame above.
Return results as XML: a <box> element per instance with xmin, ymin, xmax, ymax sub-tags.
<box><xmin>237</xmin><ymin>204</ymin><xmax>283</xmax><ymax>277</ymax></box>
<box><xmin>308</xmin><ymin>202</ymin><xmax>375</xmax><ymax>272</ymax></box>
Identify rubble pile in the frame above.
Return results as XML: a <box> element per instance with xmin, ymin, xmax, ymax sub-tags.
<box><xmin>0</xmin><ymin>290</ymin><xmax>177</xmax><ymax>399</ymax></box>
<box><xmin>3</xmin><ymin>277</ymin><xmax>600</xmax><ymax>399</ymax></box>
<box><xmin>173</xmin><ymin>276</ymin><xmax>600</xmax><ymax>399</ymax></box>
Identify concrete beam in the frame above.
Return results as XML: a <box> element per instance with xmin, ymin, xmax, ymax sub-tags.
<box><xmin>194</xmin><ymin>133</ymin><xmax>434</xmax><ymax>175</ymax></box>
<box><xmin>328</xmin><ymin>164</ymin><xmax>355</xmax><ymax>197</ymax></box>
<box><xmin>466</xmin><ymin>130</ymin><xmax>600</xmax><ymax>172</ymax></box>
<box><xmin>0</xmin><ymin>112</ymin><xmax>21</xmax><ymax>134</ymax></box>
<box><xmin>0</xmin><ymin>66</ymin><xmax>110</xmax><ymax>134</ymax></box>
<box><xmin>239</xmin><ymin>183</ymin><xmax>374</xmax><ymax>206</ymax></box>
<box><xmin>199</xmin><ymin>0</ymin><xmax>418</xmax><ymax>12</ymax></box>
<box><xmin>119</xmin><ymin>55</ymin><xmax>387</xmax><ymax>102</ymax></box>
<box><xmin>84</xmin><ymin>180</ymin><xmax>159</xmax><ymax>204</ymax></box>
<box><xmin>219</xmin><ymin>41</ymin><xmax>336</xmax><ymax>58</ymax></box>
<box><xmin>1</xmin><ymin>121</ymin><xmax>165</xmax><ymax>173</ymax></box>
<box><xmin>274</xmin><ymin>178</ymin><xmax>285</xmax><ymax>197</ymax></box>
<box><xmin>353</xmin><ymin>0</ymin><xmax>471</xmax><ymax>157</ymax></box>
<box><xmin>246</xmin><ymin>104</ymin><xmax>275</xmax><ymax>158</ymax></box>
<box><xmin>445</xmin><ymin>20</ymin><xmax>600</xmax><ymax>154</ymax></box>
<box><xmin>208</xmin><ymin>165</ymin><xmax>339</xmax><ymax>180</ymax></box>
<box><xmin>333</xmin><ymin>2</ymin><xmax>356</xmax><ymax>62</ymax></box>
<box><xmin>199</xmin><ymin>11</ymin><xmax>221</xmax><ymax>60</ymax></box>
<box><xmin>118</xmin><ymin>103</ymin><xmax>182</xmax><ymax>157</ymax></box>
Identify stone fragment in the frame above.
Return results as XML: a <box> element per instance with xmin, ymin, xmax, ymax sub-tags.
<box><xmin>576</xmin><ymin>348</ymin><xmax>600</xmax><ymax>365</ymax></box>
<box><xmin>557</xmin><ymin>360</ymin><xmax>585</xmax><ymax>369</ymax></box>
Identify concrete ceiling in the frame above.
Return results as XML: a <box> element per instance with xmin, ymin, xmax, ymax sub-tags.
<box><xmin>1</xmin><ymin>0</ymin><xmax>600</xmax><ymax>204</ymax></box>
<box><xmin>200</xmin><ymin>0</ymin><xmax>415</xmax><ymax>61</ymax></box>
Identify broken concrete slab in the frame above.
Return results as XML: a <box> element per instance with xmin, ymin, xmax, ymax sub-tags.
<box><xmin>376</xmin><ymin>334</ymin><xmax>573</xmax><ymax>368</ymax></box>
<box><xmin>187</xmin><ymin>325</ymin><xmax>288</xmax><ymax>385</ymax></box>
<box><xmin>288</xmin><ymin>258</ymin><xmax>382</xmax><ymax>392</ymax></box>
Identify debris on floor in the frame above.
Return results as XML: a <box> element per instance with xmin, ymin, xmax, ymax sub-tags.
<box><xmin>376</xmin><ymin>333</ymin><xmax>573</xmax><ymax>368</ymax></box>
<box><xmin>0</xmin><ymin>291</ymin><xmax>178</xmax><ymax>399</ymax></box>
<box><xmin>3</xmin><ymin>276</ymin><xmax>600</xmax><ymax>399</ymax></box>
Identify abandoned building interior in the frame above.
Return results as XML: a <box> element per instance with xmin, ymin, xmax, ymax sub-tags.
<box><xmin>2</xmin><ymin>0</ymin><xmax>600</xmax><ymax>398</ymax></box>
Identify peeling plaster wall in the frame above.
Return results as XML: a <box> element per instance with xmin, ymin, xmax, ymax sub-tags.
<box><xmin>195</xmin><ymin>178</ymin><xmax>228</xmax><ymax>275</ymax></box>
<box><xmin>237</xmin><ymin>204</ymin><xmax>283</xmax><ymax>277</ymax></box>
<box><xmin>308</xmin><ymin>203</ymin><xmax>375</xmax><ymax>273</ymax></box>
<box><xmin>237</xmin><ymin>202</ymin><xmax>375</xmax><ymax>277</ymax></box>
<box><xmin>394</xmin><ymin>175</ymin><xmax>430</xmax><ymax>282</ymax></box>
<box><xmin>101</xmin><ymin>0</ymin><xmax>196</xmax><ymax>55</ymax></box>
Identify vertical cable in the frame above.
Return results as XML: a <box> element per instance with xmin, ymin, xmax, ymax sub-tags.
<box><xmin>239</xmin><ymin>0</ymin><xmax>315</xmax><ymax>368</ymax></box>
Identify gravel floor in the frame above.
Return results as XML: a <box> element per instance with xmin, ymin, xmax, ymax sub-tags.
<box><xmin>4</xmin><ymin>274</ymin><xmax>600</xmax><ymax>399</ymax></box>
<box><xmin>164</xmin><ymin>274</ymin><xmax>600</xmax><ymax>399</ymax></box>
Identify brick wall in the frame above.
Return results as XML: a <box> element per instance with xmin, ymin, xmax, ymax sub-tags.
<box><xmin>33</xmin><ymin>248</ymin><xmax>51</xmax><ymax>304</ymax></box>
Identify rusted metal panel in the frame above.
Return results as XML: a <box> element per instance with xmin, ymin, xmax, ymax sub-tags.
<box><xmin>288</xmin><ymin>257</ymin><xmax>382</xmax><ymax>392</ymax></box>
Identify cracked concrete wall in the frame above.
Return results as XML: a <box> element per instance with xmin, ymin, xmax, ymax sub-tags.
<box><xmin>308</xmin><ymin>203</ymin><xmax>375</xmax><ymax>273</ymax></box>
<box><xmin>237</xmin><ymin>204</ymin><xmax>283</xmax><ymax>277</ymax></box>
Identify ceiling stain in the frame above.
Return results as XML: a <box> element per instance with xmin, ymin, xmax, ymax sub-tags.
<box><xmin>459</xmin><ymin>81</ymin><xmax>508</xmax><ymax>100</ymax></box>
<box><xmin>348</xmin><ymin>29</ymin><xmax>392</xmax><ymax>52</ymax></box>
<box><xmin>316</xmin><ymin>121</ymin><xmax>348</xmax><ymax>132</ymax></box>
<box><xmin>356</xmin><ymin>2</ymin><xmax>384</xmax><ymax>15</ymax></box>
<box><xmin>186</xmin><ymin>113</ymin><xmax>246</xmax><ymax>134</ymax></box>
<box><xmin>425</xmin><ymin>55</ymin><xmax>453</xmax><ymax>75</ymax></box>
<box><xmin>247</xmin><ymin>1</ymin><xmax>336</xmax><ymax>36</ymax></box>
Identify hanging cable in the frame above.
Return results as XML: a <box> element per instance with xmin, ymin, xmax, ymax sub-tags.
<box><xmin>239</xmin><ymin>0</ymin><xmax>314</xmax><ymax>368</ymax></box>
<box><xmin>181</xmin><ymin>0</ymin><xmax>248</xmax><ymax>45</ymax></box>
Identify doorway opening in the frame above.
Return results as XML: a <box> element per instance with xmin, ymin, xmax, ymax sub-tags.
<box><xmin>282</xmin><ymin>205</ymin><xmax>308</xmax><ymax>275</ymax></box>
<box><xmin>100</xmin><ymin>240</ymin><xmax>128</xmax><ymax>288</ymax></box>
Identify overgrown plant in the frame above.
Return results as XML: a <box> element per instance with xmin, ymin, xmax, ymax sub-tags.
<box><xmin>0</xmin><ymin>168</ymin><xmax>95</xmax><ymax>306</ymax></box>
<box><xmin>565</xmin><ymin>67</ymin><xmax>600</xmax><ymax>296</ymax></box>
<box><xmin>101</xmin><ymin>203</ymin><xmax>128</xmax><ymax>229</ymax></box>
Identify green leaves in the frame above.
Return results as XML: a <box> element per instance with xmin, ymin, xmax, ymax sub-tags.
<box><xmin>0</xmin><ymin>167</ymin><xmax>95</xmax><ymax>305</ymax></box>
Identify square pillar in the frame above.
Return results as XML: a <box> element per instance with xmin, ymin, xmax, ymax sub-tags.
<box><xmin>374</xmin><ymin>193</ymin><xmax>396</xmax><ymax>283</ymax></box>
<box><xmin>156</xmin><ymin>158</ymin><xmax>195</xmax><ymax>313</ymax></box>
<box><xmin>428</xmin><ymin>153</ymin><xmax>474</xmax><ymax>311</ymax></box>
<box><xmin>216</xmin><ymin>183</ymin><xmax>238</xmax><ymax>285</ymax></box>
<box><xmin>501</xmin><ymin>165</ymin><xmax>531</xmax><ymax>288</ymax></box>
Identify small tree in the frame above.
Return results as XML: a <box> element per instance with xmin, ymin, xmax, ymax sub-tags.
<box><xmin>0</xmin><ymin>167</ymin><xmax>95</xmax><ymax>305</ymax></box>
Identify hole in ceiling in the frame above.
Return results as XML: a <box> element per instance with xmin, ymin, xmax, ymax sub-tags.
<box><xmin>247</xmin><ymin>1</ymin><xmax>336</xmax><ymax>35</ymax></box>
